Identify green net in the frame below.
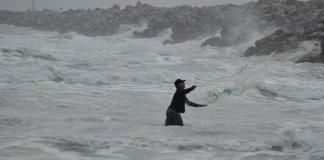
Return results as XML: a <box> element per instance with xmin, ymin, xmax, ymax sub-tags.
<box><xmin>207</xmin><ymin>87</ymin><xmax>237</xmax><ymax>104</ymax></box>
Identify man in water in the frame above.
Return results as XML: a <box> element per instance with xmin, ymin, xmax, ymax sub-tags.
<box><xmin>165</xmin><ymin>79</ymin><xmax>207</xmax><ymax>126</ymax></box>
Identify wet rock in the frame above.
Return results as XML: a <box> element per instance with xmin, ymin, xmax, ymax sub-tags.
<box><xmin>201</xmin><ymin>25</ymin><xmax>251</xmax><ymax>47</ymax></box>
<box><xmin>244</xmin><ymin>29</ymin><xmax>304</xmax><ymax>56</ymax></box>
<box><xmin>285</xmin><ymin>0</ymin><xmax>298</xmax><ymax>6</ymax></box>
<box><xmin>112</xmin><ymin>4</ymin><xmax>120</xmax><ymax>11</ymax></box>
<box><xmin>201</xmin><ymin>37</ymin><xmax>229</xmax><ymax>47</ymax></box>
<box><xmin>297</xmin><ymin>39</ymin><xmax>324</xmax><ymax>63</ymax></box>
<box><xmin>0</xmin><ymin>0</ymin><xmax>323</xmax><ymax>51</ymax></box>
<box><xmin>243</xmin><ymin>46</ymin><xmax>259</xmax><ymax>57</ymax></box>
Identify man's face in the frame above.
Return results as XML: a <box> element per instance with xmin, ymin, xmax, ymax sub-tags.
<box><xmin>179</xmin><ymin>82</ymin><xmax>185</xmax><ymax>89</ymax></box>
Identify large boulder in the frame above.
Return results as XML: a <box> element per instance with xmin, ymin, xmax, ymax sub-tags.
<box><xmin>296</xmin><ymin>40</ymin><xmax>324</xmax><ymax>63</ymax></box>
<box><xmin>201</xmin><ymin>25</ymin><xmax>251</xmax><ymax>47</ymax></box>
<box><xmin>244</xmin><ymin>46</ymin><xmax>259</xmax><ymax>57</ymax></box>
<box><xmin>244</xmin><ymin>29</ymin><xmax>304</xmax><ymax>56</ymax></box>
<box><xmin>201</xmin><ymin>37</ymin><xmax>230</xmax><ymax>47</ymax></box>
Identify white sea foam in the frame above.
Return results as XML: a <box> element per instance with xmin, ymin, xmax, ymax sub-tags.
<box><xmin>1</xmin><ymin>24</ymin><xmax>324</xmax><ymax>160</ymax></box>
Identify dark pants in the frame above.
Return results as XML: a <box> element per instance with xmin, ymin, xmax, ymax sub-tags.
<box><xmin>165</xmin><ymin>108</ymin><xmax>183</xmax><ymax>126</ymax></box>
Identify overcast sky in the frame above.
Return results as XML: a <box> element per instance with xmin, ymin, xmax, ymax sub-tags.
<box><xmin>0</xmin><ymin>0</ymin><xmax>257</xmax><ymax>11</ymax></box>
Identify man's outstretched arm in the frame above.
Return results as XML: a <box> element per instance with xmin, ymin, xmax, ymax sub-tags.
<box><xmin>184</xmin><ymin>85</ymin><xmax>196</xmax><ymax>94</ymax></box>
<box><xmin>185</xmin><ymin>97</ymin><xmax>207</xmax><ymax>107</ymax></box>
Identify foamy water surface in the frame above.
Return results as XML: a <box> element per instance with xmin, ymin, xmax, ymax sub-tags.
<box><xmin>1</xmin><ymin>24</ymin><xmax>324</xmax><ymax>160</ymax></box>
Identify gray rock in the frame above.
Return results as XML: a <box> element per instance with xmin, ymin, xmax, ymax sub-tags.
<box><xmin>296</xmin><ymin>40</ymin><xmax>324</xmax><ymax>63</ymax></box>
<box><xmin>201</xmin><ymin>37</ymin><xmax>230</xmax><ymax>47</ymax></box>
<box><xmin>0</xmin><ymin>0</ymin><xmax>323</xmax><ymax>52</ymax></box>
<box><xmin>243</xmin><ymin>46</ymin><xmax>259</xmax><ymax>57</ymax></box>
<box><xmin>201</xmin><ymin>25</ymin><xmax>251</xmax><ymax>47</ymax></box>
<box><xmin>112</xmin><ymin>4</ymin><xmax>120</xmax><ymax>11</ymax></box>
<box><xmin>244</xmin><ymin>29</ymin><xmax>304</xmax><ymax>56</ymax></box>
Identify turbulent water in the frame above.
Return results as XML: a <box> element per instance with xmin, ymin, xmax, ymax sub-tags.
<box><xmin>1</xmin><ymin>24</ymin><xmax>324</xmax><ymax>160</ymax></box>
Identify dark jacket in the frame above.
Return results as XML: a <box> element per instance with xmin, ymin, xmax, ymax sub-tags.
<box><xmin>168</xmin><ymin>86</ymin><xmax>195</xmax><ymax>113</ymax></box>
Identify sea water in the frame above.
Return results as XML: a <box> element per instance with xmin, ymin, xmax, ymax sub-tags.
<box><xmin>0</xmin><ymin>24</ymin><xmax>324</xmax><ymax>160</ymax></box>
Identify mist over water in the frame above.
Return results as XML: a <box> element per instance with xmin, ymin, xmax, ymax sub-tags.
<box><xmin>0</xmin><ymin>24</ymin><xmax>324</xmax><ymax>160</ymax></box>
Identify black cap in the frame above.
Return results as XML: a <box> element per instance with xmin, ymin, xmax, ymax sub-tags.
<box><xmin>174</xmin><ymin>79</ymin><xmax>186</xmax><ymax>87</ymax></box>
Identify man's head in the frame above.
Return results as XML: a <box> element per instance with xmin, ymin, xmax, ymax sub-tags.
<box><xmin>174</xmin><ymin>79</ymin><xmax>185</xmax><ymax>89</ymax></box>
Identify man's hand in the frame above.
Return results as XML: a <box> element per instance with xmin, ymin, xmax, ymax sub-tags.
<box><xmin>199</xmin><ymin>104</ymin><xmax>208</xmax><ymax>107</ymax></box>
<box><xmin>191</xmin><ymin>85</ymin><xmax>197</xmax><ymax>89</ymax></box>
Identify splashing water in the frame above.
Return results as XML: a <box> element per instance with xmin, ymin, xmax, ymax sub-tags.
<box><xmin>1</xmin><ymin>24</ymin><xmax>324</xmax><ymax>160</ymax></box>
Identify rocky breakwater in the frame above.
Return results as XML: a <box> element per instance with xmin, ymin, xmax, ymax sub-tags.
<box><xmin>0</xmin><ymin>6</ymin><xmax>122</xmax><ymax>36</ymax></box>
<box><xmin>0</xmin><ymin>0</ymin><xmax>323</xmax><ymax>59</ymax></box>
<box><xmin>244</xmin><ymin>29</ymin><xmax>304</xmax><ymax>56</ymax></box>
<box><xmin>0</xmin><ymin>2</ymin><xmax>157</xmax><ymax>36</ymax></box>
<box><xmin>135</xmin><ymin>3</ymin><xmax>257</xmax><ymax>45</ymax></box>
<box><xmin>0</xmin><ymin>2</ymin><xmax>257</xmax><ymax>45</ymax></box>
<box><xmin>243</xmin><ymin>0</ymin><xmax>324</xmax><ymax>63</ymax></box>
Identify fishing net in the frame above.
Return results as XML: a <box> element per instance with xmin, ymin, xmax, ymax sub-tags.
<box><xmin>206</xmin><ymin>87</ymin><xmax>237</xmax><ymax>104</ymax></box>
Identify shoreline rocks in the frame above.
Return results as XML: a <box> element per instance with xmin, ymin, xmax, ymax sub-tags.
<box><xmin>201</xmin><ymin>25</ymin><xmax>251</xmax><ymax>47</ymax></box>
<box><xmin>0</xmin><ymin>2</ymin><xmax>257</xmax><ymax>45</ymax></box>
<box><xmin>0</xmin><ymin>0</ymin><xmax>324</xmax><ymax>62</ymax></box>
<box><xmin>242</xmin><ymin>0</ymin><xmax>324</xmax><ymax>63</ymax></box>
<box><xmin>244</xmin><ymin>29</ymin><xmax>305</xmax><ymax>56</ymax></box>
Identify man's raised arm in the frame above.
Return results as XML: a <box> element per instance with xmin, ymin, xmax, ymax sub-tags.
<box><xmin>185</xmin><ymin>97</ymin><xmax>207</xmax><ymax>107</ymax></box>
<box><xmin>184</xmin><ymin>85</ymin><xmax>196</xmax><ymax>94</ymax></box>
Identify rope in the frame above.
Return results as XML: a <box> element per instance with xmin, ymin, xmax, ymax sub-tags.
<box><xmin>193</xmin><ymin>63</ymin><xmax>250</xmax><ymax>104</ymax></box>
<box><xmin>195</xmin><ymin>63</ymin><xmax>249</xmax><ymax>88</ymax></box>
